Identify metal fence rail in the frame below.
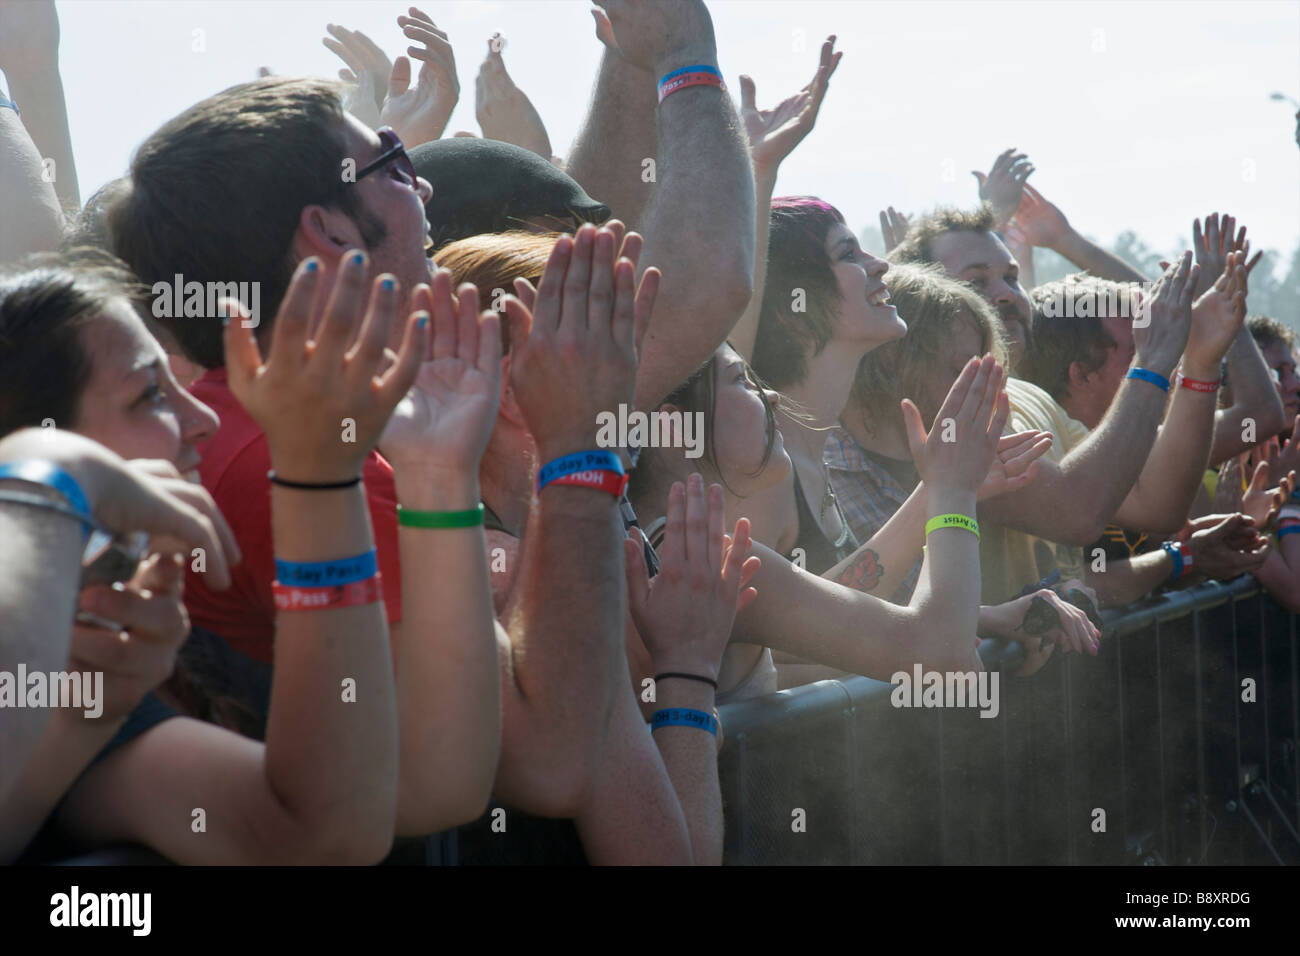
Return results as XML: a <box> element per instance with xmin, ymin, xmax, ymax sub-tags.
<box><xmin>716</xmin><ymin>577</ymin><xmax>1300</xmax><ymax>865</ymax></box>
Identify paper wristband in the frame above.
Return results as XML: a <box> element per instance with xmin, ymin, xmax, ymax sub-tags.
<box><xmin>0</xmin><ymin>460</ymin><xmax>94</xmax><ymax>534</ymax></box>
<box><xmin>537</xmin><ymin>450</ymin><xmax>624</xmax><ymax>490</ymax></box>
<box><xmin>1176</xmin><ymin>374</ymin><xmax>1221</xmax><ymax>393</ymax></box>
<box><xmin>273</xmin><ymin>574</ymin><xmax>383</xmax><ymax>612</ymax></box>
<box><xmin>924</xmin><ymin>513</ymin><xmax>980</xmax><ymax>539</ymax></box>
<box><xmin>1127</xmin><ymin>367</ymin><xmax>1170</xmax><ymax>392</ymax></box>
<box><xmin>397</xmin><ymin>504</ymin><xmax>484</xmax><ymax>528</ymax></box>
<box><xmin>651</xmin><ymin>707</ymin><xmax>718</xmax><ymax>736</ymax></box>
<box><xmin>658</xmin><ymin>72</ymin><xmax>725</xmax><ymax>103</ymax></box>
<box><xmin>275</xmin><ymin>550</ymin><xmax>377</xmax><ymax>587</ymax></box>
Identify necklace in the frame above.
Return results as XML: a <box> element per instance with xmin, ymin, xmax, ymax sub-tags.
<box><xmin>820</xmin><ymin>459</ymin><xmax>853</xmax><ymax>549</ymax></box>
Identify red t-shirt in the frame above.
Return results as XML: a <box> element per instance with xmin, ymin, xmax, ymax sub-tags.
<box><xmin>185</xmin><ymin>369</ymin><xmax>403</xmax><ymax>664</ymax></box>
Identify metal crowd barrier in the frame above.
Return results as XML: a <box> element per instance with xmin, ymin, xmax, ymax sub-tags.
<box><xmin>716</xmin><ymin>577</ymin><xmax>1300</xmax><ymax>865</ymax></box>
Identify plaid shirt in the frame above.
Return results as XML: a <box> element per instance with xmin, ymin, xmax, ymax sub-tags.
<box><xmin>825</xmin><ymin>428</ymin><xmax>922</xmax><ymax>603</ymax></box>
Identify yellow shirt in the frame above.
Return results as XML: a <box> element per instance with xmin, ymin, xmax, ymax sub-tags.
<box><xmin>979</xmin><ymin>378</ymin><xmax>1093</xmax><ymax>604</ymax></box>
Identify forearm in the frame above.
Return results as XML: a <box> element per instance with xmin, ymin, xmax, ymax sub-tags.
<box><xmin>564</xmin><ymin>49</ymin><xmax>658</xmax><ymax>231</ymax></box>
<box><xmin>1253</xmin><ymin>546</ymin><xmax>1300</xmax><ymax>613</ymax></box>
<box><xmin>729</xmin><ymin>164</ymin><xmax>777</xmax><ymax>363</ymax></box>
<box><xmin>0</xmin><ymin>711</ymin><xmax>119</xmax><ymax>862</ymax></box>
<box><xmin>6</xmin><ymin>64</ymin><xmax>79</xmax><ymax>211</ymax></box>
<box><xmin>1087</xmin><ymin>550</ymin><xmax>1170</xmax><ymax>608</ymax></box>
<box><xmin>1211</xmin><ymin>328</ymin><xmax>1286</xmax><ymax>465</ymax></box>
<box><xmin>980</xmin><ymin>381</ymin><xmax>1167</xmax><ymax>542</ymax></box>
<box><xmin>1051</xmin><ymin>227</ymin><xmax>1148</xmax><ymax>283</ymax></box>
<box><xmin>0</xmin><ymin>505</ymin><xmax>84</xmax><ymax>797</ymax></box>
<box><xmin>392</xmin><ymin>468</ymin><xmax>500</xmax><ymax>835</ymax></box>
<box><xmin>496</xmin><ymin>486</ymin><xmax>625</xmax><ymax>810</ymax></box>
<box><xmin>824</xmin><ymin>481</ymin><xmax>925</xmax><ymax>600</ymax></box>
<box><xmin>633</xmin><ymin>82</ymin><xmax>755</xmax><ymax>411</ymax></box>
<box><xmin>263</xmin><ymin>485</ymin><xmax>398</xmax><ymax>842</ymax></box>
<box><xmin>905</xmin><ymin>487</ymin><xmax>984</xmax><ymax>671</ymax></box>
<box><xmin>647</xmin><ymin>679</ymin><xmax>722</xmax><ymax>864</ymax></box>
<box><xmin>1119</xmin><ymin>392</ymin><xmax>1216</xmax><ymax>534</ymax></box>
<box><xmin>574</xmin><ymin>685</ymin><xmax>695</xmax><ymax>865</ymax></box>
<box><xmin>0</xmin><ymin>108</ymin><xmax>64</xmax><ymax>260</ymax></box>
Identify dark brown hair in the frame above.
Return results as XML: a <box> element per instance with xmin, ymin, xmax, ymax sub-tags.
<box><xmin>106</xmin><ymin>77</ymin><xmax>386</xmax><ymax>370</ymax></box>
<box><xmin>752</xmin><ymin>197</ymin><xmax>847</xmax><ymax>391</ymax></box>
<box><xmin>0</xmin><ymin>250</ymin><xmax>142</xmax><ymax>436</ymax></box>
<box><xmin>1022</xmin><ymin>273</ymin><xmax>1134</xmax><ymax>403</ymax></box>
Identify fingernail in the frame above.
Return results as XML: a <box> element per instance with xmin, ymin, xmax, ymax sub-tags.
<box><xmin>382</xmin><ymin>277</ymin><xmax>395</xmax><ymax>291</ymax></box>
<box><xmin>351</xmin><ymin>252</ymin><xmax>365</xmax><ymax>266</ymax></box>
<box><xmin>417</xmin><ymin>313</ymin><xmax>429</xmax><ymax>328</ymax></box>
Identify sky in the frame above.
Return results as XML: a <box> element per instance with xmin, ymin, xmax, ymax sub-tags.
<box><xmin>31</xmin><ymin>0</ymin><xmax>1300</xmax><ymax>278</ymax></box>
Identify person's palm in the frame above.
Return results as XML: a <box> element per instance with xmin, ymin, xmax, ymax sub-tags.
<box><xmin>382</xmin><ymin>55</ymin><xmax>457</xmax><ymax>148</ymax></box>
<box><xmin>1012</xmin><ymin>186</ymin><xmax>1070</xmax><ymax>247</ymax></box>
<box><xmin>383</xmin><ymin>355</ymin><xmax>499</xmax><ymax>472</ymax></box>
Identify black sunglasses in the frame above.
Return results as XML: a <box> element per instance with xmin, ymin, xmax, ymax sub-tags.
<box><xmin>346</xmin><ymin>126</ymin><xmax>418</xmax><ymax>190</ymax></box>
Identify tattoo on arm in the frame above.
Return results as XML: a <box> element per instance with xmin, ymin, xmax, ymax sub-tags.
<box><xmin>834</xmin><ymin>549</ymin><xmax>885</xmax><ymax>591</ymax></box>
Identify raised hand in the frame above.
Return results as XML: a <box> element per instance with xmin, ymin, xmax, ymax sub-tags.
<box><xmin>222</xmin><ymin>252</ymin><xmax>427</xmax><ymax>484</ymax></box>
<box><xmin>623</xmin><ymin>474</ymin><xmax>760</xmax><ymax>680</ymax></box>
<box><xmin>879</xmin><ymin>206</ymin><xmax>910</xmax><ymax>254</ymax></box>
<box><xmin>381</xmin><ymin>7</ymin><xmax>460</xmax><ymax>148</ymax></box>
<box><xmin>1133</xmin><ymin>251</ymin><xmax>1199</xmax><ymax>378</ymax></box>
<box><xmin>977</xmin><ymin>429</ymin><xmax>1052</xmax><ymax>501</ymax></box>
<box><xmin>592</xmin><ymin>0</ymin><xmax>718</xmax><ymax>75</ymax></box>
<box><xmin>972</xmin><ymin>148</ymin><xmax>1034</xmax><ymax>228</ymax></box>
<box><xmin>475</xmin><ymin>34</ymin><xmax>552</xmax><ymax>158</ymax></box>
<box><xmin>903</xmin><ymin>354</ymin><xmax>1009</xmax><ymax>495</ymax></box>
<box><xmin>739</xmin><ymin>36</ymin><xmax>841</xmax><ymax>174</ymax></box>
<box><xmin>1008</xmin><ymin>182</ymin><xmax>1071</xmax><ymax>249</ymax></box>
<box><xmin>503</xmin><ymin>223</ymin><xmax>660</xmax><ymax>460</ymax></box>
<box><xmin>1240</xmin><ymin>458</ymin><xmax>1295</xmax><ymax>529</ymax></box>
<box><xmin>324</xmin><ymin>23</ymin><xmax>393</xmax><ymax>129</ymax></box>
<box><xmin>379</xmin><ymin>269</ymin><xmax>502</xmax><ymax>476</ymax></box>
<box><xmin>1183</xmin><ymin>250</ymin><xmax>1247</xmax><ymax>378</ymax></box>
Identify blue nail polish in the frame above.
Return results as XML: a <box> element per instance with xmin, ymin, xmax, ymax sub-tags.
<box><xmin>382</xmin><ymin>277</ymin><xmax>395</xmax><ymax>291</ymax></box>
<box><xmin>352</xmin><ymin>252</ymin><xmax>365</xmax><ymax>266</ymax></box>
<box><xmin>418</xmin><ymin>314</ymin><xmax>429</xmax><ymax>329</ymax></box>
<box><xmin>304</xmin><ymin>259</ymin><xmax>319</xmax><ymax>273</ymax></box>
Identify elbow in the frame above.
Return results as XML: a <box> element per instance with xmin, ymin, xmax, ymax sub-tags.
<box><xmin>258</xmin><ymin>808</ymin><xmax>397</xmax><ymax>866</ymax></box>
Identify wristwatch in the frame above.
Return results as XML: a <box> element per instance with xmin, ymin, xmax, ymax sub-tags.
<box><xmin>0</xmin><ymin>93</ymin><xmax>19</xmax><ymax>116</ymax></box>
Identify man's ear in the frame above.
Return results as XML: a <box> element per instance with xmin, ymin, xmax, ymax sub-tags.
<box><xmin>498</xmin><ymin>354</ymin><xmax>526</xmax><ymax>426</ymax></box>
<box><xmin>1067</xmin><ymin>360</ymin><xmax>1092</xmax><ymax>392</ymax></box>
<box><xmin>293</xmin><ymin>204</ymin><xmax>362</xmax><ymax>262</ymax></box>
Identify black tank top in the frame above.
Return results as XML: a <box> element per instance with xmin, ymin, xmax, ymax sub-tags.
<box><xmin>790</xmin><ymin>472</ymin><xmax>859</xmax><ymax>575</ymax></box>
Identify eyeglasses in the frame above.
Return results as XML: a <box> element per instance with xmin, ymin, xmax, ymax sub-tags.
<box><xmin>346</xmin><ymin>126</ymin><xmax>418</xmax><ymax>190</ymax></box>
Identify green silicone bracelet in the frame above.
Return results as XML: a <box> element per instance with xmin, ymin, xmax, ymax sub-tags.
<box><xmin>396</xmin><ymin>503</ymin><xmax>485</xmax><ymax>528</ymax></box>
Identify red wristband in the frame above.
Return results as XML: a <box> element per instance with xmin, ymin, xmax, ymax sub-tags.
<box><xmin>547</xmin><ymin>468</ymin><xmax>629</xmax><ymax>497</ymax></box>
<box><xmin>658</xmin><ymin>71</ymin><xmax>724</xmax><ymax>103</ymax></box>
<box><xmin>1176</xmin><ymin>373</ymin><xmax>1221</xmax><ymax>393</ymax></box>
<box><xmin>273</xmin><ymin>573</ymin><xmax>383</xmax><ymax>612</ymax></box>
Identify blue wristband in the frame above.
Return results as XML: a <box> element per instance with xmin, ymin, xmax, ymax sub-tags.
<box><xmin>651</xmin><ymin>707</ymin><xmax>718</xmax><ymax>736</ymax></box>
<box><xmin>1127</xmin><ymin>367</ymin><xmax>1170</xmax><ymax>392</ymax></box>
<box><xmin>1161</xmin><ymin>540</ymin><xmax>1184</xmax><ymax>583</ymax></box>
<box><xmin>0</xmin><ymin>460</ymin><xmax>94</xmax><ymax>535</ymax></box>
<box><xmin>275</xmin><ymin>550</ymin><xmax>378</xmax><ymax>587</ymax></box>
<box><xmin>658</xmin><ymin>64</ymin><xmax>721</xmax><ymax>85</ymax></box>
<box><xmin>537</xmin><ymin>449</ymin><xmax>624</xmax><ymax>491</ymax></box>
<box><xmin>1278</xmin><ymin>526</ymin><xmax>1300</xmax><ymax>540</ymax></box>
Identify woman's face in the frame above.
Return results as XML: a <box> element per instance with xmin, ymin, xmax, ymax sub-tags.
<box><xmin>824</xmin><ymin>222</ymin><xmax>906</xmax><ymax>348</ymax></box>
<box><xmin>705</xmin><ymin>344</ymin><xmax>791</xmax><ymax>496</ymax></box>
<box><xmin>914</xmin><ymin>315</ymin><xmax>985</xmax><ymax>426</ymax></box>
<box><xmin>72</xmin><ymin>299</ymin><xmax>219</xmax><ymax>478</ymax></box>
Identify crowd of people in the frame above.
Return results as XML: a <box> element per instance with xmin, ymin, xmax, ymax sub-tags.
<box><xmin>1</xmin><ymin>0</ymin><xmax>1298</xmax><ymax>865</ymax></box>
